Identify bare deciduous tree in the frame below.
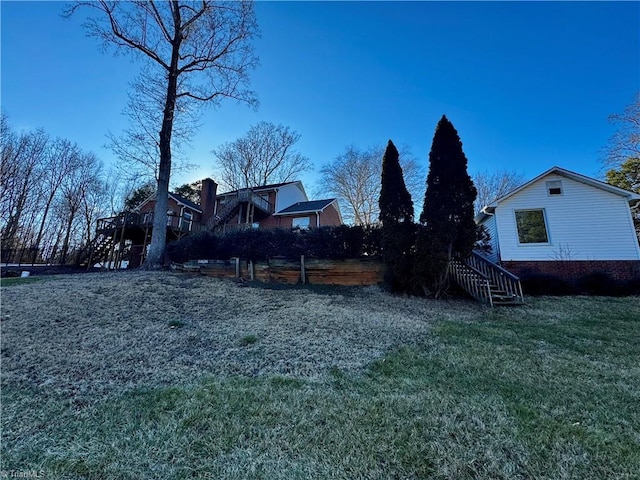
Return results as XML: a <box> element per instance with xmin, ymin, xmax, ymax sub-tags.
<box><xmin>0</xmin><ymin>120</ymin><xmax>49</xmax><ymax>250</ymax></box>
<box><xmin>213</xmin><ymin>121</ymin><xmax>312</xmax><ymax>191</ymax></box>
<box><xmin>602</xmin><ymin>93</ymin><xmax>640</xmax><ymax>170</ymax></box>
<box><xmin>1</xmin><ymin>114</ymin><xmax>110</xmax><ymax>264</ymax></box>
<box><xmin>58</xmin><ymin>152</ymin><xmax>103</xmax><ymax>265</ymax></box>
<box><xmin>33</xmin><ymin>139</ymin><xmax>83</xmax><ymax>251</ymax></box>
<box><xmin>107</xmin><ymin>70</ymin><xmax>198</xmax><ymax>184</ymax></box>
<box><xmin>472</xmin><ymin>169</ymin><xmax>525</xmax><ymax>216</ymax></box>
<box><xmin>67</xmin><ymin>1</ymin><xmax>259</xmax><ymax>269</ymax></box>
<box><xmin>318</xmin><ymin>144</ymin><xmax>424</xmax><ymax>226</ymax></box>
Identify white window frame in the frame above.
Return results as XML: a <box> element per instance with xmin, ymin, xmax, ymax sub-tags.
<box><xmin>292</xmin><ymin>217</ymin><xmax>310</xmax><ymax>229</ymax></box>
<box><xmin>514</xmin><ymin>209</ymin><xmax>550</xmax><ymax>245</ymax></box>
<box><xmin>180</xmin><ymin>210</ymin><xmax>193</xmax><ymax>231</ymax></box>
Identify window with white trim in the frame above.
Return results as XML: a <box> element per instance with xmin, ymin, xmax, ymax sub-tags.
<box><xmin>292</xmin><ymin>217</ymin><xmax>310</xmax><ymax>229</ymax></box>
<box><xmin>515</xmin><ymin>209</ymin><xmax>549</xmax><ymax>244</ymax></box>
<box><xmin>180</xmin><ymin>210</ymin><xmax>193</xmax><ymax>231</ymax></box>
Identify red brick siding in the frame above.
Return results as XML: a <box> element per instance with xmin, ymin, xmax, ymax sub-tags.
<box><xmin>318</xmin><ymin>204</ymin><xmax>342</xmax><ymax>227</ymax></box>
<box><xmin>259</xmin><ymin>215</ymin><xmax>287</xmax><ymax>229</ymax></box>
<box><xmin>502</xmin><ymin>260</ymin><xmax>640</xmax><ymax>282</ymax></box>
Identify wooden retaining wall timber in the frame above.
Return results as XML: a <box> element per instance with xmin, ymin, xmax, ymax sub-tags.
<box><xmin>304</xmin><ymin>258</ymin><xmax>385</xmax><ymax>286</ymax></box>
<box><xmin>178</xmin><ymin>256</ymin><xmax>385</xmax><ymax>286</ymax></box>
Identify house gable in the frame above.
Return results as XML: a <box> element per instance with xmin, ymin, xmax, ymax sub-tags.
<box><xmin>272</xmin><ymin>182</ymin><xmax>308</xmax><ymax>212</ymax></box>
<box><xmin>136</xmin><ymin>192</ymin><xmax>203</xmax><ymax>215</ymax></box>
<box><xmin>480</xmin><ymin>167</ymin><xmax>640</xmax><ymax>262</ymax></box>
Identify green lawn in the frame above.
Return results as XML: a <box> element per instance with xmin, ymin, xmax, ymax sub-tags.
<box><xmin>1</xmin><ymin>274</ymin><xmax>638</xmax><ymax>479</ymax></box>
<box><xmin>0</xmin><ymin>276</ymin><xmax>43</xmax><ymax>287</ymax></box>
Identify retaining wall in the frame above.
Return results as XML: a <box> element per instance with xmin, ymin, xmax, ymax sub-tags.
<box><xmin>178</xmin><ymin>256</ymin><xmax>385</xmax><ymax>286</ymax></box>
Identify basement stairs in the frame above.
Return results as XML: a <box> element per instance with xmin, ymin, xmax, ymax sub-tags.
<box><xmin>449</xmin><ymin>251</ymin><xmax>525</xmax><ymax>306</ymax></box>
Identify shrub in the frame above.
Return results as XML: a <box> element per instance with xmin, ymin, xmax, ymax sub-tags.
<box><xmin>621</xmin><ymin>277</ymin><xmax>640</xmax><ymax>295</ymax></box>
<box><xmin>167</xmin><ymin>225</ymin><xmax>382</xmax><ymax>262</ymax></box>
<box><xmin>166</xmin><ymin>232</ymin><xmax>217</xmax><ymax>263</ymax></box>
<box><xmin>576</xmin><ymin>272</ymin><xmax>619</xmax><ymax>296</ymax></box>
<box><xmin>520</xmin><ymin>274</ymin><xmax>575</xmax><ymax>296</ymax></box>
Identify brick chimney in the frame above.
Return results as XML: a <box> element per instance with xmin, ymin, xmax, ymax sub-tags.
<box><xmin>200</xmin><ymin>178</ymin><xmax>217</xmax><ymax>223</ymax></box>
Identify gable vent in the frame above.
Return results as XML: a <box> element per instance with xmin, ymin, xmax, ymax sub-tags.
<box><xmin>546</xmin><ymin>180</ymin><xmax>563</xmax><ymax>196</ymax></box>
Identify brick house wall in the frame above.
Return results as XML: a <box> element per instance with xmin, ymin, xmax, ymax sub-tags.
<box><xmin>263</xmin><ymin>203</ymin><xmax>342</xmax><ymax>229</ymax></box>
<box><xmin>317</xmin><ymin>204</ymin><xmax>342</xmax><ymax>227</ymax></box>
<box><xmin>502</xmin><ymin>260</ymin><xmax>640</xmax><ymax>283</ymax></box>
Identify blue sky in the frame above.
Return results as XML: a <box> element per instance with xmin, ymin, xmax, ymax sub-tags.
<box><xmin>2</xmin><ymin>1</ymin><xmax>638</xmax><ymax>192</ymax></box>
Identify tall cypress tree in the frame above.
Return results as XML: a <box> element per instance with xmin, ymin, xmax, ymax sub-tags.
<box><xmin>379</xmin><ymin>140</ymin><xmax>415</xmax><ymax>292</ymax></box>
<box><xmin>415</xmin><ymin>115</ymin><xmax>477</xmax><ymax>296</ymax></box>
<box><xmin>379</xmin><ymin>140</ymin><xmax>413</xmax><ymax>224</ymax></box>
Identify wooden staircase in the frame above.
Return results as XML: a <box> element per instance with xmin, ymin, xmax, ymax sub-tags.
<box><xmin>204</xmin><ymin>189</ymin><xmax>273</xmax><ymax>231</ymax></box>
<box><xmin>79</xmin><ymin>233</ymin><xmax>115</xmax><ymax>268</ymax></box>
<box><xmin>204</xmin><ymin>197</ymin><xmax>241</xmax><ymax>230</ymax></box>
<box><xmin>449</xmin><ymin>251</ymin><xmax>524</xmax><ymax>306</ymax></box>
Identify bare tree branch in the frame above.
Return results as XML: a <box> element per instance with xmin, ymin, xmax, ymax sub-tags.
<box><xmin>602</xmin><ymin>93</ymin><xmax>640</xmax><ymax>170</ymax></box>
<box><xmin>472</xmin><ymin>169</ymin><xmax>526</xmax><ymax>216</ymax></box>
<box><xmin>213</xmin><ymin>122</ymin><xmax>312</xmax><ymax>191</ymax></box>
<box><xmin>318</xmin><ymin>145</ymin><xmax>424</xmax><ymax>226</ymax></box>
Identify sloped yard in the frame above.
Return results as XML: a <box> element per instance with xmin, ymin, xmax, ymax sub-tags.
<box><xmin>1</xmin><ymin>271</ymin><xmax>639</xmax><ymax>479</ymax></box>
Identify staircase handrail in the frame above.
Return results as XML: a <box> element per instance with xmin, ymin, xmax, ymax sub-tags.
<box><xmin>249</xmin><ymin>191</ymin><xmax>273</xmax><ymax>213</ymax></box>
<box><xmin>458</xmin><ymin>260</ymin><xmax>489</xmax><ymax>279</ymax></box>
<box><xmin>204</xmin><ymin>196</ymin><xmax>240</xmax><ymax>230</ymax></box>
<box><xmin>449</xmin><ymin>259</ymin><xmax>493</xmax><ymax>306</ymax></box>
<box><xmin>471</xmin><ymin>251</ymin><xmax>520</xmax><ymax>281</ymax></box>
<box><xmin>467</xmin><ymin>251</ymin><xmax>524</xmax><ymax>302</ymax></box>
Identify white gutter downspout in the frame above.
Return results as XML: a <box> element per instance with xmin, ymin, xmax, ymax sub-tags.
<box><xmin>480</xmin><ymin>207</ymin><xmax>500</xmax><ymax>263</ymax></box>
<box><xmin>316</xmin><ymin>212</ymin><xmax>320</xmax><ymax>227</ymax></box>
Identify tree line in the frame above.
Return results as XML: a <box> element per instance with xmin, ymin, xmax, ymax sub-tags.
<box><xmin>5</xmin><ymin>0</ymin><xmax>637</xmax><ymax>271</ymax></box>
<box><xmin>0</xmin><ymin>114</ymin><xmax>111</xmax><ymax>265</ymax></box>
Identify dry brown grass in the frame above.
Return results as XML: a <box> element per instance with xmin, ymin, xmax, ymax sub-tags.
<box><xmin>2</xmin><ymin>272</ymin><xmax>639</xmax><ymax>478</ymax></box>
<box><xmin>1</xmin><ymin>270</ymin><xmax>475</xmax><ymax>402</ymax></box>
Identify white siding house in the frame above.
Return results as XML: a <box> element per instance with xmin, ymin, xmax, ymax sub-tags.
<box><xmin>476</xmin><ymin>167</ymin><xmax>640</xmax><ymax>279</ymax></box>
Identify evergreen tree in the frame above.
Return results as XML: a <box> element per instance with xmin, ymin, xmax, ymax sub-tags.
<box><xmin>379</xmin><ymin>140</ymin><xmax>415</xmax><ymax>292</ymax></box>
<box><xmin>174</xmin><ymin>180</ymin><xmax>203</xmax><ymax>204</ymax></box>
<box><xmin>379</xmin><ymin>140</ymin><xmax>414</xmax><ymax>224</ymax></box>
<box><xmin>124</xmin><ymin>183</ymin><xmax>155</xmax><ymax>211</ymax></box>
<box><xmin>415</xmin><ymin>116</ymin><xmax>477</xmax><ymax>296</ymax></box>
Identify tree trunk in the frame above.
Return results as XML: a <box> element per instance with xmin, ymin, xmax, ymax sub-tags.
<box><xmin>59</xmin><ymin>210</ymin><xmax>77</xmax><ymax>266</ymax></box>
<box><xmin>34</xmin><ymin>191</ymin><xmax>57</xmax><ymax>252</ymax></box>
<box><xmin>143</xmin><ymin>3</ymin><xmax>182</xmax><ymax>270</ymax></box>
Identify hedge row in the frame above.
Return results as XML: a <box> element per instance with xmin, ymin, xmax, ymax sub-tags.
<box><xmin>166</xmin><ymin>225</ymin><xmax>383</xmax><ymax>263</ymax></box>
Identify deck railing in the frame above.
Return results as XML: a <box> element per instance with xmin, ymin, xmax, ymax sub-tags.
<box><xmin>96</xmin><ymin>212</ymin><xmax>140</xmax><ymax>231</ymax></box>
<box><xmin>96</xmin><ymin>212</ymin><xmax>202</xmax><ymax>233</ymax></box>
<box><xmin>236</xmin><ymin>189</ymin><xmax>273</xmax><ymax>214</ymax></box>
<box><xmin>214</xmin><ymin>222</ymin><xmax>259</xmax><ymax>234</ymax></box>
<box><xmin>449</xmin><ymin>259</ymin><xmax>494</xmax><ymax>306</ymax></box>
<box><xmin>205</xmin><ymin>189</ymin><xmax>274</xmax><ymax>230</ymax></box>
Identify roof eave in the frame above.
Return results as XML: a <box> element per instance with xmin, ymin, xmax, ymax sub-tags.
<box><xmin>476</xmin><ymin>166</ymin><xmax>640</xmax><ymax>211</ymax></box>
<box><xmin>274</xmin><ymin>199</ymin><xmax>336</xmax><ymax>216</ymax></box>
<box><xmin>169</xmin><ymin>193</ymin><xmax>203</xmax><ymax>213</ymax></box>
